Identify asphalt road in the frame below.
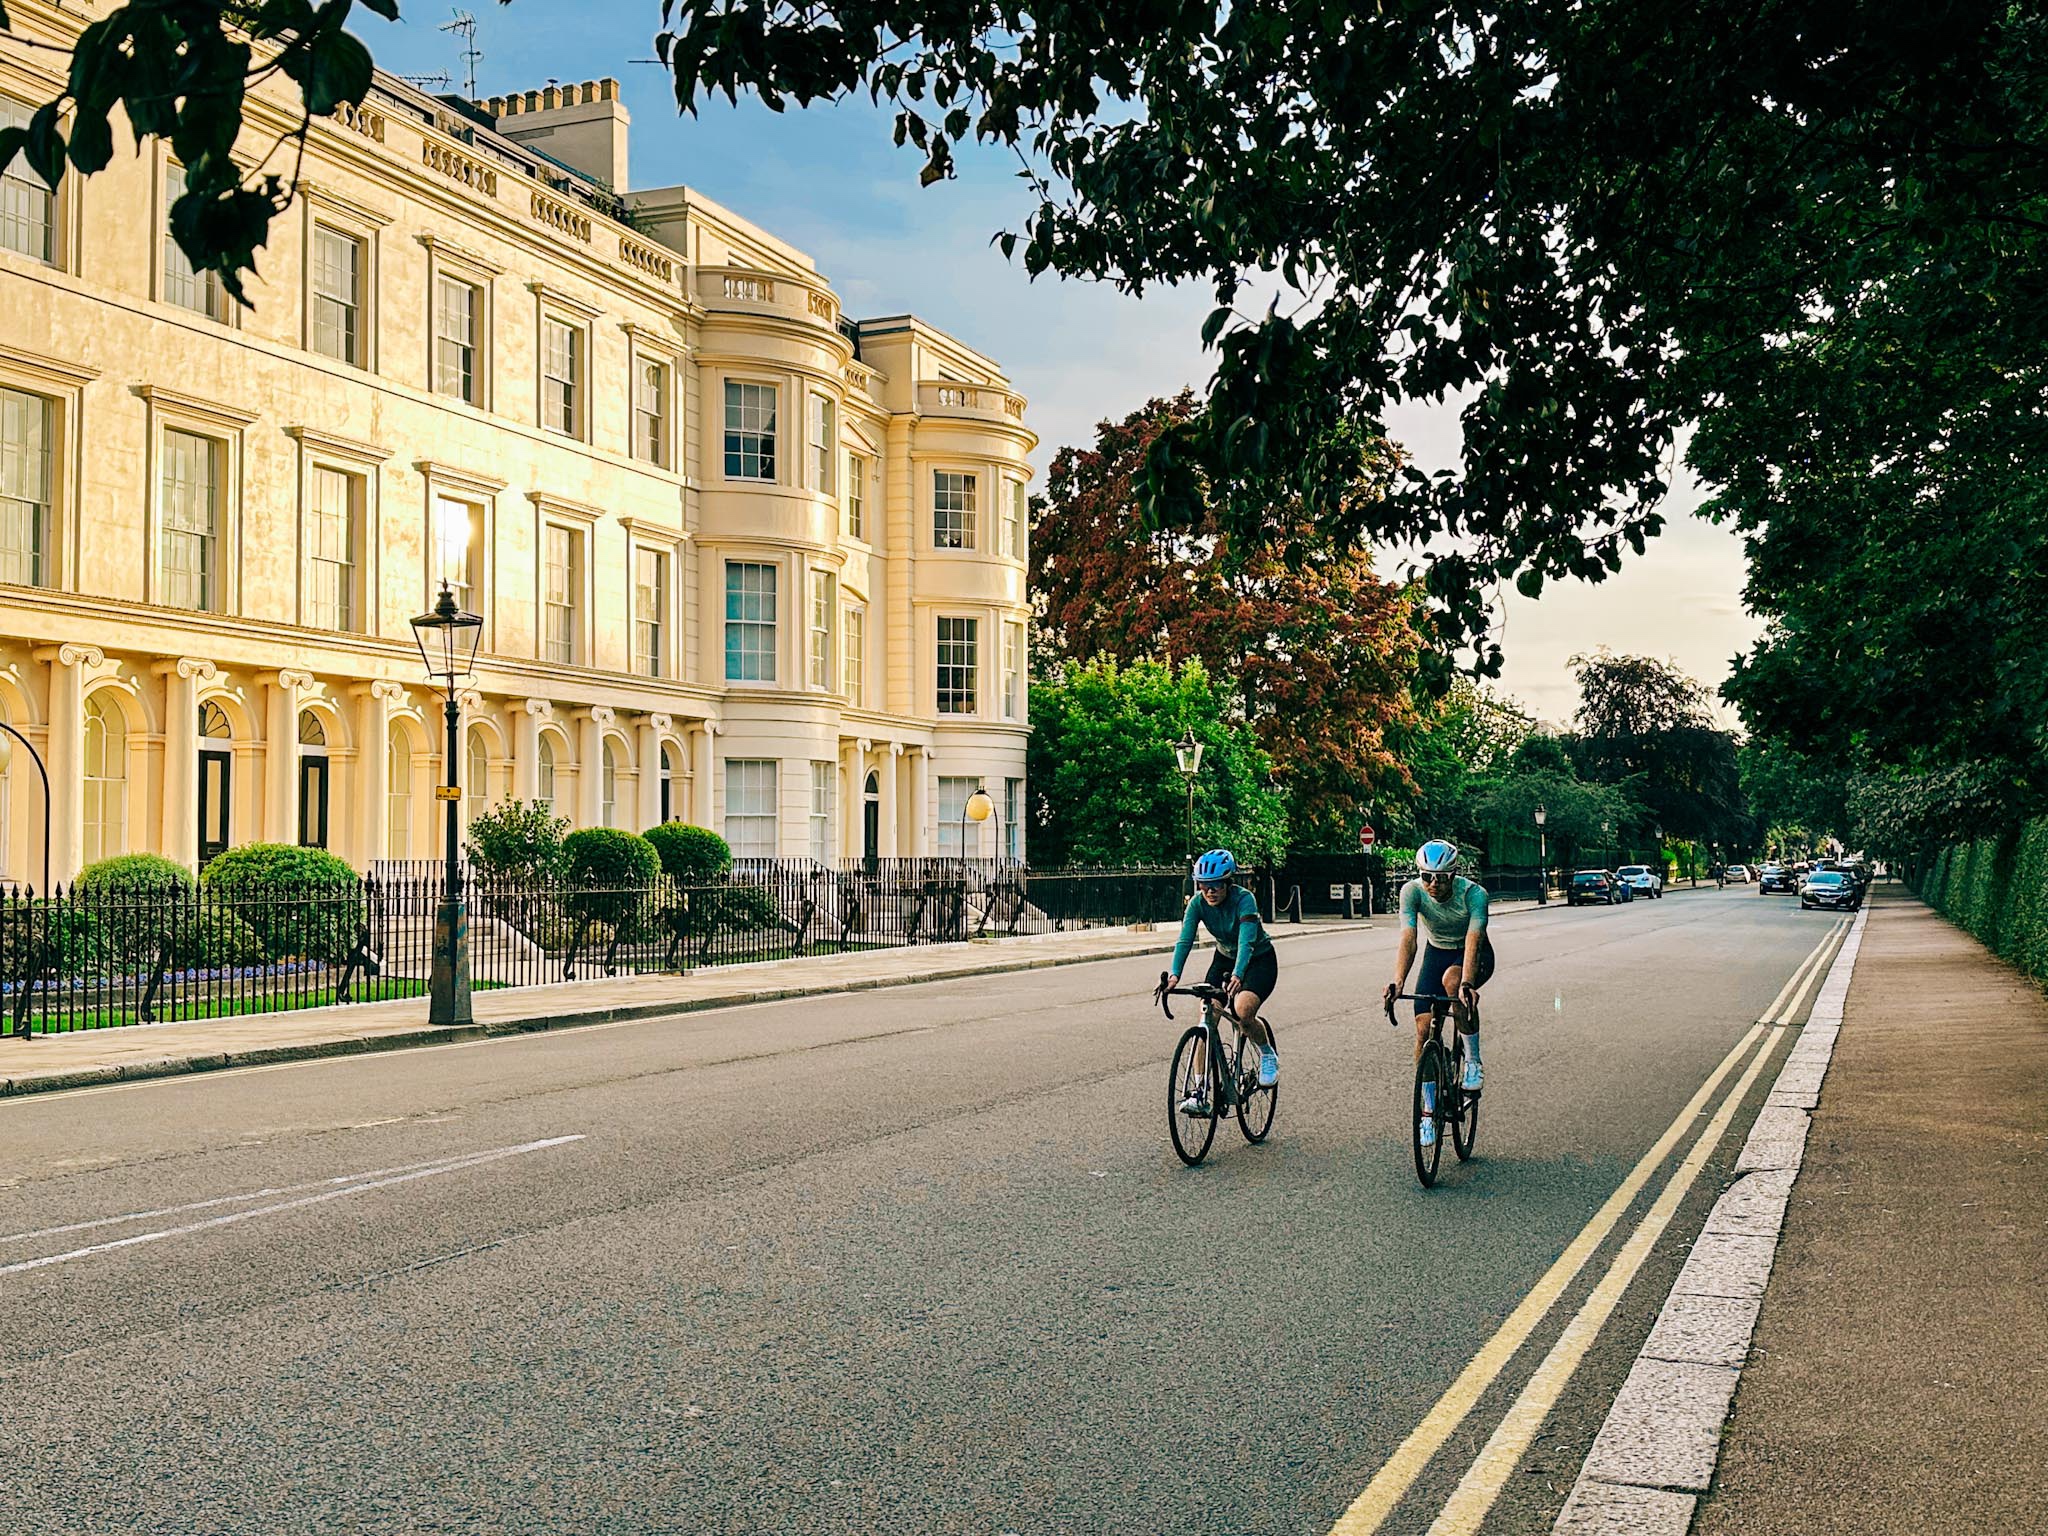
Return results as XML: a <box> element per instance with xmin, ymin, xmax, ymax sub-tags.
<box><xmin>0</xmin><ymin>889</ymin><xmax>1840</xmax><ymax>1536</ymax></box>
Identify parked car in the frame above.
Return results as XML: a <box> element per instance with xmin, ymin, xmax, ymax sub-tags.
<box><xmin>1616</xmin><ymin>864</ymin><xmax>1664</xmax><ymax>899</ymax></box>
<box><xmin>1800</xmin><ymin>870</ymin><xmax>1861</xmax><ymax>910</ymax></box>
<box><xmin>1725</xmin><ymin>864</ymin><xmax>1752</xmax><ymax>882</ymax></box>
<box><xmin>1758</xmin><ymin>863</ymin><xmax>1796</xmax><ymax>893</ymax></box>
<box><xmin>1569</xmin><ymin>870</ymin><xmax>1622</xmax><ymax>905</ymax></box>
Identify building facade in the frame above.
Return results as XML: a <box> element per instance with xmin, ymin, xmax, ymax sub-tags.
<box><xmin>0</xmin><ymin>5</ymin><xmax>1034</xmax><ymax>884</ymax></box>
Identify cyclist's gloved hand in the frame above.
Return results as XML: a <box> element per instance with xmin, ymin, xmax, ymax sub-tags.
<box><xmin>1224</xmin><ymin>974</ymin><xmax>1242</xmax><ymax>998</ymax></box>
<box><xmin>1382</xmin><ymin>981</ymin><xmax>1399</xmax><ymax>1007</ymax></box>
<box><xmin>1163</xmin><ymin>972</ymin><xmax>1180</xmax><ymax>994</ymax></box>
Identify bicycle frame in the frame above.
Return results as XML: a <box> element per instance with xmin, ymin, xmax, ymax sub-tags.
<box><xmin>1159</xmin><ymin>978</ymin><xmax>1250</xmax><ymax>1105</ymax></box>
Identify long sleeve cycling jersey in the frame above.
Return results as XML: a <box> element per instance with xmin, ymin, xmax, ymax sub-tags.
<box><xmin>1170</xmin><ymin>887</ymin><xmax>1274</xmax><ymax>978</ymax></box>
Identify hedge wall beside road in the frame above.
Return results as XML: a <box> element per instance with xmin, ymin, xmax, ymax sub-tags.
<box><xmin>1919</xmin><ymin>818</ymin><xmax>2048</xmax><ymax>986</ymax></box>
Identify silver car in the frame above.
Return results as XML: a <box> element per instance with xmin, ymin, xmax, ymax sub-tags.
<box><xmin>1616</xmin><ymin>863</ymin><xmax>1664</xmax><ymax>899</ymax></box>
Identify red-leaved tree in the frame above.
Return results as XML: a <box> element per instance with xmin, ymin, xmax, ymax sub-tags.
<box><xmin>1033</xmin><ymin>392</ymin><xmax>1421</xmax><ymax>841</ymax></box>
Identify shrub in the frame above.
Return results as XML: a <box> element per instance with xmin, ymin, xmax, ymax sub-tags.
<box><xmin>200</xmin><ymin>843</ymin><xmax>363</xmax><ymax>963</ymax></box>
<box><xmin>644</xmin><ymin>822</ymin><xmax>732</xmax><ymax>885</ymax></box>
<box><xmin>76</xmin><ymin>853</ymin><xmax>197</xmax><ymax>970</ymax></box>
<box><xmin>174</xmin><ymin>901</ymin><xmax>269</xmax><ymax>968</ymax></box>
<box><xmin>0</xmin><ymin>899</ymin><xmax>97</xmax><ymax>981</ymax></box>
<box><xmin>468</xmin><ymin>799</ymin><xmax>568</xmax><ymax>883</ymax></box>
<box><xmin>561</xmin><ymin>828</ymin><xmax>661</xmax><ymax>931</ymax></box>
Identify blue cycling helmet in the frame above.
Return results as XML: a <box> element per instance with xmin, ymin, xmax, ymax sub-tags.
<box><xmin>1416</xmin><ymin>840</ymin><xmax>1459</xmax><ymax>874</ymax></box>
<box><xmin>1193</xmin><ymin>848</ymin><xmax>1237</xmax><ymax>883</ymax></box>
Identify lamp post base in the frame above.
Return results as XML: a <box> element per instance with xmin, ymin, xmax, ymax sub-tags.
<box><xmin>429</xmin><ymin>896</ymin><xmax>473</xmax><ymax>1027</ymax></box>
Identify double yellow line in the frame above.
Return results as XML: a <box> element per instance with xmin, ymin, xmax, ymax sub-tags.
<box><xmin>1327</xmin><ymin>919</ymin><xmax>1846</xmax><ymax>1535</ymax></box>
<box><xmin>1760</xmin><ymin>916</ymin><xmax>1849</xmax><ymax>1025</ymax></box>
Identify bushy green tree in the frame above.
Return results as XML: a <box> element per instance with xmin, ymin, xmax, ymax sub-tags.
<box><xmin>643</xmin><ymin>822</ymin><xmax>733</xmax><ymax>885</ymax></box>
<box><xmin>467</xmin><ymin>799</ymin><xmax>568</xmax><ymax>883</ymax></box>
<box><xmin>198</xmin><ymin>843</ymin><xmax>360</xmax><ymax>961</ymax></box>
<box><xmin>1026</xmin><ymin>656</ymin><xmax>1288</xmax><ymax>868</ymax></box>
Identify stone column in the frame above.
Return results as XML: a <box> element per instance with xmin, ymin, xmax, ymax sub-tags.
<box><xmin>36</xmin><ymin>642</ymin><xmax>103</xmax><ymax>884</ymax></box>
<box><xmin>263</xmin><ymin>669</ymin><xmax>314</xmax><ymax>845</ymax></box>
<box><xmin>690</xmin><ymin>722</ymin><xmax>717</xmax><ymax>827</ymax></box>
<box><xmin>636</xmin><ymin>713</ymin><xmax>670</xmax><ymax>829</ymax></box>
<box><xmin>513</xmin><ymin>699</ymin><xmax>549</xmax><ymax>802</ymax></box>
<box><xmin>841</xmin><ymin>738</ymin><xmax>866</xmax><ymax>859</ymax></box>
<box><xmin>154</xmin><ymin>657</ymin><xmax>216</xmax><ymax>871</ymax></box>
<box><xmin>908</xmin><ymin>746</ymin><xmax>930</xmax><ymax>857</ymax></box>
<box><xmin>574</xmin><ymin>705</ymin><xmax>613</xmax><ymax>828</ymax></box>
<box><xmin>878</xmin><ymin>742</ymin><xmax>900</xmax><ymax>858</ymax></box>
<box><xmin>352</xmin><ymin>681</ymin><xmax>405</xmax><ymax>867</ymax></box>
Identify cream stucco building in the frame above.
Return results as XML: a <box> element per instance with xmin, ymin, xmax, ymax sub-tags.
<box><xmin>0</xmin><ymin>6</ymin><xmax>1035</xmax><ymax>884</ymax></box>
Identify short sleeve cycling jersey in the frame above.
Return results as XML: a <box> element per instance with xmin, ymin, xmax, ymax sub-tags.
<box><xmin>1170</xmin><ymin>887</ymin><xmax>1273</xmax><ymax>979</ymax></box>
<box><xmin>1400</xmin><ymin>876</ymin><xmax>1490</xmax><ymax>950</ymax></box>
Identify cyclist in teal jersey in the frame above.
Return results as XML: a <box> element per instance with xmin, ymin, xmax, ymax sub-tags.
<box><xmin>1163</xmin><ymin>848</ymin><xmax>1279</xmax><ymax>1109</ymax></box>
<box><xmin>1383</xmin><ymin>840</ymin><xmax>1494</xmax><ymax>1149</ymax></box>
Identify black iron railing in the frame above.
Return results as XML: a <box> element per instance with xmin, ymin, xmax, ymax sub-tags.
<box><xmin>0</xmin><ymin>860</ymin><xmax>1182</xmax><ymax>1034</ymax></box>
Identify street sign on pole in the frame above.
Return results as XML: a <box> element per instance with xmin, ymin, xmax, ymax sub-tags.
<box><xmin>1359</xmin><ymin>824</ymin><xmax>1376</xmax><ymax>850</ymax></box>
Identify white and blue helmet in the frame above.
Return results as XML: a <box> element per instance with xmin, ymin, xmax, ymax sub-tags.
<box><xmin>1415</xmin><ymin>840</ymin><xmax>1459</xmax><ymax>874</ymax></box>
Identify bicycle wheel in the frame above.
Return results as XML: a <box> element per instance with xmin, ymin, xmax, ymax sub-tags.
<box><xmin>1412</xmin><ymin>1038</ymin><xmax>1445</xmax><ymax>1187</ymax></box>
<box><xmin>1168</xmin><ymin>1024</ymin><xmax>1219</xmax><ymax>1166</ymax></box>
<box><xmin>1450</xmin><ymin>1036</ymin><xmax>1480</xmax><ymax>1162</ymax></box>
<box><xmin>1235</xmin><ymin>1023</ymin><xmax>1278</xmax><ymax>1144</ymax></box>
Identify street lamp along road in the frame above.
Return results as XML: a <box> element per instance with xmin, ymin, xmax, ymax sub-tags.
<box><xmin>0</xmin><ymin>723</ymin><xmax>52</xmax><ymax>1039</ymax></box>
<box><xmin>1172</xmin><ymin>729</ymin><xmax>1206</xmax><ymax>875</ymax></box>
<box><xmin>411</xmin><ymin>583</ymin><xmax>484</xmax><ymax>1028</ymax></box>
<box><xmin>1533</xmin><ymin>803</ymin><xmax>1548</xmax><ymax>906</ymax></box>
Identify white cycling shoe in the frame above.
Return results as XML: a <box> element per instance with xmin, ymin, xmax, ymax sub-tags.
<box><xmin>1462</xmin><ymin>1057</ymin><xmax>1484</xmax><ymax>1092</ymax></box>
<box><xmin>1418</xmin><ymin>1116</ymin><xmax>1438</xmax><ymax>1148</ymax></box>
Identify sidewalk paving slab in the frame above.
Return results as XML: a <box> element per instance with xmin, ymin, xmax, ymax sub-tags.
<box><xmin>0</xmin><ymin>919</ymin><xmax>1353</xmax><ymax>1101</ymax></box>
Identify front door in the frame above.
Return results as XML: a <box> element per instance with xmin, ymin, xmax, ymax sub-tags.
<box><xmin>863</xmin><ymin>772</ymin><xmax>880</xmax><ymax>867</ymax></box>
<box><xmin>298</xmin><ymin>755</ymin><xmax>330</xmax><ymax>848</ymax></box>
<box><xmin>198</xmin><ymin>749</ymin><xmax>232</xmax><ymax>866</ymax></box>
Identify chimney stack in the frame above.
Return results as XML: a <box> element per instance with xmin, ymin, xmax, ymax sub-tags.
<box><xmin>481</xmin><ymin>78</ymin><xmax>630</xmax><ymax>190</ymax></box>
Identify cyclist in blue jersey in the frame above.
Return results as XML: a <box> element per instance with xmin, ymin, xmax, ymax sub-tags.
<box><xmin>1382</xmin><ymin>840</ymin><xmax>1494</xmax><ymax>1149</ymax></box>
<box><xmin>1164</xmin><ymin>849</ymin><xmax>1278</xmax><ymax>1113</ymax></box>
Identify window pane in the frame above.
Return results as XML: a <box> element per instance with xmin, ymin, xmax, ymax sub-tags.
<box><xmin>82</xmin><ymin>696</ymin><xmax>128</xmax><ymax>863</ymax></box>
<box><xmin>311</xmin><ymin>225</ymin><xmax>363</xmax><ymax>365</ymax></box>
<box><xmin>846</xmin><ymin>451</ymin><xmax>866</xmax><ymax>540</ymax></box>
<box><xmin>843</xmin><ymin>604</ymin><xmax>865</xmax><ymax>707</ymax></box>
<box><xmin>633</xmin><ymin>547</ymin><xmax>664</xmax><ymax>677</ymax></box>
<box><xmin>809</xmin><ymin>760</ymin><xmax>834</xmax><ymax>863</ymax></box>
<box><xmin>0</xmin><ymin>386</ymin><xmax>51</xmax><ymax>587</ymax></box>
<box><xmin>723</xmin><ymin>758</ymin><xmax>778</xmax><ymax>858</ymax></box>
<box><xmin>1003</xmin><ymin>621</ymin><xmax>1024</xmax><ymax>720</ymax></box>
<box><xmin>1010</xmin><ymin>481</ymin><xmax>1029</xmax><ymax>563</ymax></box>
<box><xmin>387</xmin><ymin>735</ymin><xmax>412</xmax><ymax>858</ymax></box>
<box><xmin>466</xmin><ymin>729</ymin><xmax>489</xmax><ymax>825</ymax></box>
<box><xmin>434</xmin><ymin>276</ymin><xmax>478</xmax><ymax>401</ymax></box>
<box><xmin>635</xmin><ymin>358</ymin><xmax>668</xmax><ymax>464</ymax></box>
<box><xmin>305</xmin><ymin>466</ymin><xmax>357</xmax><ymax>630</ymax></box>
<box><xmin>601</xmin><ymin>741</ymin><xmax>619</xmax><ymax>827</ymax></box>
<box><xmin>542</xmin><ymin>523</ymin><xmax>576</xmax><ymax>663</ymax></box>
<box><xmin>543</xmin><ymin>319</ymin><xmax>580</xmax><ymax>435</ymax></box>
<box><xmin>160</xmin><ymin>429</ymin><xmax>218</xmax><ymax>611</ymax></box>
<box><xmin>537</xmin><ymin>737</ymin><xmax>557</xmax><ymax>811</ymax></box>
<box><xmin>937</xmin><ymin>616</ymin><xmax>978</xmax><ymax>714</ymax></box>
<box><xmin>937</xmin><ymin>776</ymin><xmax>977</xmax><ymax>858</ymax></box>
<box><xmin>808</xmin><ymin>571</ymin><xmax>834</xmax><ymax>689</ymax></box>
<box><xmin>431</xmin><ymin>496</ymin><xmax>477</xmax><ymax>610</ymax></box>
<box><xmin>724</xmin><ymin>561</ymin><xmax>778</xmax><ymax>682</ymax></box>
<box><xmin>1005</xmin><ymin>777</ymin><xmax>1023</xmax><ymax>860</ymax></box>
<box><xmin>0</xmin><ymin>98</ymin><xmax>54</xmax><ymax>264</ymax></box>
<box><xmin>808</xmin><ymin>395</ymin><xmax>834</xmax><ymax>492</ymax></box>
<box><xmin>162</xmin><ymin>164</ymin><xmax>225</xmax><ymax>320</ymax></box>
<box><xmin>723</xmin><ymin>381</ymin><xmax>777</xmax><ymax>481</ymax></box>
<box><xmin>934</xmin><ymin>471</ymin><xmax>977</xmax><ymax>549</ymax></box>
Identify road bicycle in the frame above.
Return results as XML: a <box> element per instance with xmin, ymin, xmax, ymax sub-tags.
<box><xmin>1155</xmin><ymin>973</ymin><xmax>1278</xmax><ymax>1167</ymax></box>
<box><xmin>1384</xmin><ymin>989</ymin><xmax>1480</xmax><ymax>1187</ymax></box>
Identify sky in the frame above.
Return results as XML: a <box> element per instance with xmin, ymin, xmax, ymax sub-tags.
<box><xmin>362</xmin><ymin>2</ymin><xmax>1760</xmax><ymax>727</ymax></box>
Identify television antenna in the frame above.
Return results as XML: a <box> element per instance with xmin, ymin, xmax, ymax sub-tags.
<box><xmin>441</xmin><ymin>10</ymin><xmax>483</xmax><ymax>98</ymax></box>
<box><xmin>396</xmin><ymin>71</ymin><xmax>453</xmax><ymax>90</ymax></box>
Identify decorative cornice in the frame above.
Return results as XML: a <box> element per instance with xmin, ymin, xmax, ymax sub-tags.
<box><xmin>133</xmin><ymin>385</ymin><xmax>260</xmax><ymax>431</ymax></box>
<box><xmin>416</xmin><ymin>232</ymin><xmax>505</xmax><ymax>278</ymax></box>
<box><xmin>525</xmin><ymin>490</ymin><xmax>604</xmax><ymax>525</ymax></box>
<box><xmin>0</xmin><ymin>343</ymin><xmax>99</xmax><ymax>389</ymax></box>
<box><xmin>285</xmin><ymin>425</ymin><xmax>392</xmax><ymax>464</ymax></box>
<box><xmin>299</xmin><ymin>179</ymin><xmax>395</xmax><ymax>229</ymax></box>
<box><xmin>414</xmin><ymin>459</ymin><xmax>509</xmax><ymax>497</ymax></box>
<box><xmin>525</xmin><ymin>280</ymin><xmax>604</xmax><ymax>321</ymax></box>
<box><xmin>617</xmin><ymin>515</ymin><xmax>688</xmax><ymax>545</ymax></box>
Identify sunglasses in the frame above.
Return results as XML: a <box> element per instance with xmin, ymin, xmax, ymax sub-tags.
<box><xmin>1196</xmin><ymin>880</ymin><xmax>1229</xmax><ymax>892</ymax></box>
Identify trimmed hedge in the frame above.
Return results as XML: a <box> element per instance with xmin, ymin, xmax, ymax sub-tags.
<box><xmin>199</xmin><ymin>843</ymin><xmax>363</xmax><ymax>962</ymax></box>
<box><xmin>643</xmin><ymin>822</ymin><xmax>732</xmax><ymax>884</ymax></box>
<box><xmin>1918</xmin><ymin>818</ymin><xmax>2048</xmax><ymax>987</ymax></box>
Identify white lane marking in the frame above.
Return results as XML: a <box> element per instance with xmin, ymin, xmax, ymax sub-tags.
<box><xmin>0</xmin><ymin>1135</ymin><xmax>583</xmax><ymax>1278</ymax></box>
<box><xmin>0</xmin><ymin>1147</ymin><xmax>530</xmax><ymax>1247</ymax></box>
<box><xmin>1324</xmin><ymin>1024</ymin><xmax>1769</xmax><ymax>1536</ymax></box>
<box><xmin>1421</xmin><ymin>1028</ymin><xmax>1786</xmax><ymax>1534</ymax></box>
<box><xmin>1757</xmin><ymin>920</ymin><xmax>1842</xmax><ymax>1024</ymax></box>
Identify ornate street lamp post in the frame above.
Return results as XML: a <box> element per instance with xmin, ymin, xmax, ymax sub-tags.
<box><xmin>1172</xmin><ymin>729</ymin><xmax>1206</xmax><ymax>873</ymax></box>
<box><xmin>1534</xmin><ymin>803</ymin><xmax>1548</xmax><ymax>905</ymax></box>
<box><xmin>0</xmin><ymin>723</ymin><xmax>51</xmax><ymax>1040</ymax></box>
<box><xmin>410</xmin><ymin>583</ymin><xmax>483</xmax><ymax>1027</ymax></box>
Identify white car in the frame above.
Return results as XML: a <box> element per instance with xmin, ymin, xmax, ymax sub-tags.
<box><xmin>1725</xmin><ymin>864</ymin><xmax>1751</xmax><ymax>882</ymax></box>
<box><xmin>1616</xmin><ymin>864</ymin><xmax>1664</xmax><ymax>899</ymax></box>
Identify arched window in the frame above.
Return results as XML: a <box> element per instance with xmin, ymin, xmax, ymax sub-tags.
<box><xmin>82</xmin><ymin>694</ymin><xmax>127</xmax><ymax>863</ymax></box>
<box><xmin>466</xmin><ymin>728</ymin><xmax>489</xmax><ymax>824</ymax></box>
<box><xmin>601</xmin><ymin>739</ymin><xmax>619</xmax><ymax>827</ymax></box>
<box><xmin>199</xmin><ymin>701</ymin><xmax>231</xmax><ymax>739</ymax></box>
<box><xmin>659</xmin><ymin>743</ymin><xmax>680</xmax><ymax>824</ymax></box>
<box><xmin>387</xmin><ymin>731</ymin><xmax>412</xmax><ymax>859</ymax></box>
<box><xmin>537</xmin><ymin>736</ymin><xmax>557</xmax><ymax>812</ymax></box>
<box><xmin>297</xmin><ymin>710</ymin><xmax>326</xmax><ymax>746</ymax></box>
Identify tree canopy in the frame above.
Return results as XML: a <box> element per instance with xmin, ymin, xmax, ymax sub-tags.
<box><xmin>1031</xmin><ymin>392</ymin><xmax>1417</xmax><ymax>842</ymax></box>
<box><xmin>1568</xmin><ymin>652</ymin><xmax>1748</xmax><ymax>847</ymax></box>
<box><xmin>1024</xmin><ymin>655</ymin><xmax>1288</xmax><ymax>868</ymax></box>
<box><xmin>11</xmin><ymin>2</ymin><xmax>2040</xmax><ymax>674</ymax></box>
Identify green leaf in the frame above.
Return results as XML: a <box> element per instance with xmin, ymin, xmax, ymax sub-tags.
<box><xmin>304</xmin><ymin>31</ymin><xmax>374</xmax><ymax>116</ymax></box>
